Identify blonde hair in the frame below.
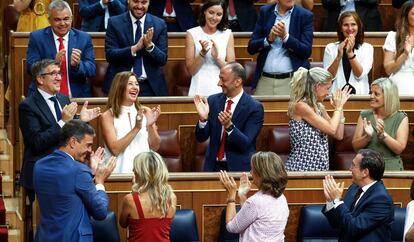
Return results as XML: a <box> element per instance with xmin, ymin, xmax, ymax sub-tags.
<box><xmin>106</xmin><ymin>71</ymin><xmax>140</xmax><ymax>118</ymax></box>
<box><xmin>132</xmin><ymin>152</ymin><xmax>173</xmax><ymax>217</ymax></box>
<box><xmin>371</xmin><ymin>78</ymin><xmax>400</xmax><ymax>116</ymax></box>
<box><xmin>288</xmin><ymin>67</ymin><xmax>333</xmax><ymax>116</ymax></box>
<box><xmin>251</xmin><ymin>151</ymin><xmax>288</xmax><ymax>198</ymax></box>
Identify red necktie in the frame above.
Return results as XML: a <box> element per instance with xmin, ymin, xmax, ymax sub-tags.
<box><xmin>165</xmin><ymin>0</ymin><xmax>173</xmax><ymax>15</ymax></box>
<box><xmin>58</xmin><ymin>37</ymin><xmax>69</xmax><ymax>96</ymax></box>
<box><xmin>217</xmin><ymin>100</ymin><xmax>233</xmax><ymax>160</ymax></box>
<box><xmin>350</xmin><ymin>187</ymin><xmax>363</xmax><ymax>210</ymax></box>
<box><xmin>228</xmin><ymin>0</ymin><xmax>236</xmax><ymax>17</ymax></box>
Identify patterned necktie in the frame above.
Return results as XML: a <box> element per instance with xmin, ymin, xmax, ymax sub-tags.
<box><xmin>49</xmin><ymin>96</ymin><xmax>62</xmax><ymax>121</ymax></box>
<box><xmin>217</xmin><ymin>100</ymin><xmax>233</xmax><ymax>160</ymax></box>
<box><xmin>58</xmin><ymin>37</ymin><xmax>69</xmax><ymax>96</ymax></box>
<box><xmin>350</xmin><ymin>187</ymin><xmax>363</xmax><ymax>210</ymax></box>
<box><xmin>165</xmin><ymin>0</ymin><xmax>173</xmax><ymax>14</ymax></box>
<box><xmin>228</xmin><ymin>0</ymin><xmax>236</xmax><ymax>17</ymax></box>
<box><xmin>133</xmin><ymin>20</ymin><xmax>142</xmax><ymax>77</ymax></box>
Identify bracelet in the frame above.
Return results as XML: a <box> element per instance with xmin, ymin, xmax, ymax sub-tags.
<box><xmin>348</xmin><ymin>54</ymin><xmax>356</xmax><ymax>60</ymax></box>
<box><xmin>340</xmin><ymin>117</ymin><xmax>346</xmax><ymax>124</ymax></box>
<box><xmin>378</xmin><ymin>132</ymin><xmax>388</xmax><ymax>140</ymax></box>
<box><xmin>199</xmin><ymin>51</ymin><xmax>206</xmax><ymax>58</ymax></box>
<box><xmin>227</xmin><ymin>199</ymin><xmax>236</xmax><ymax>204</ymax></box>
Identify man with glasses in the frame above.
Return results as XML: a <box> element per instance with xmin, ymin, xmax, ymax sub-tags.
<box><xmin>19</xmin><ymin>59</ymin><xmax>101</xmax><ymax>242</ymax></box>
<box><xmin>26</xmin><ymin>0</ymin><xmax>96</xmax><ymax>97</ymax></box>
<box><xmin>322</xmin><ymin>149</ymin><xmax>394</xmax><ymax>242</ymax></box>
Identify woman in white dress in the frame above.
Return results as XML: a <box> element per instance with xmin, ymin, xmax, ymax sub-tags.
<box><xmin>185</xmin><ymin>0</ymin><xmax>235</xmax><ymax>97</ymax></box>
<box><xmin>323</xmin><ymin>11</ymin><xmax>373</xmax><ymax>95</ymax></box>
<box><xmin>101</xmin><ymin>71</ymin><xmax>161</xmax><ymax>173</ymax></box>
<box><xmin>383</xmin><ymin>1</ymin><xmax>414</xmax><ymax>96</ymax></box>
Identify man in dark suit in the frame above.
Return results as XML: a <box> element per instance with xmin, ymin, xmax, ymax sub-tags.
<box><xmin>322</xmin><ymin>149</ymin><xmax>394</xmax><ymax>242</ymax></box>
<box><xmin>247</xmin><ymin>1</ymin><xmax>313</xmax><ymax>95</ymax></box>
<box><xmin>148</xmin><ymin>0</ymin><xmax>195</xmax><ymax>32</ymax></box>
<box><xmin>19</xmin><ymin>59</ymin><xmax>101</xmax><ymax>242</ymax></box>
<box><xmin>322</xmin><ymin>0</ymin><xmax>382</xmax><ymax>31</ymax></box>
<box><xmin>79</xmin><ymin>0</ymin><xmax>127</xmax><ymax>32</ymax></box>
<box><xmin>33</xmin><ymin>120</ymin><xmax>116</xmax><ymax>242</ymax></box>
<box><xmin>194</xmin><ymin>62</ymin><xmax>264</xmax><ymax>171</ymax></box>
<box><xmin>26</xmin><ymin>0</ymin><xmax>96</xmax><ymax>97</ymax></box>
<box><xmin>104</xmin><ymin>0</ymin><xmax>168</xmax><ymax>96</ymax></box>
<box><xmin>225</xmin><ymin>0</ymin><xmax>258</xmax><ymax>32</ymax></box>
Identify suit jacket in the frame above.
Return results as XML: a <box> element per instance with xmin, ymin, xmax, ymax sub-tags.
<box><xmin>104</xmin><ymin>12</ymin><xmax>168</xmax><ymax>95</ymax></box>
<box><xmin>26</xmin><ymin>27</ymin><xmax>96</xmax><ymax>97</ymax></box>
<box><xmin>322</xmin><ymin>0</ymin><xmax>382</xmax><ymax>31</ymax></box>
<box><xmin>232</xmin><ymin>0</ymin><xmax>258</xmax><ymax>31</ymax></box>
<box><xmin>79</xmin><ymin>0</ymin><xmax>127</xmax><ymax>32</ymax></box>
<box><xmin>195</xmin><ymin>92</ymin><xmax>264</xmax><ymax>171</ymax></box>
<box><xmin>33</xmin><ymin>150</ymin><xmax>109</xmax><ymax>242</ymax></box>
<box><xmin>148</xmin><ymin>0</ymin><xmax>196</xmax><ymax>32</ymax></box>
<box><xmin>247</xmin><ymin>4</ymin><xmax>313</xmax><ymax>88</ymax></box>
<box><xmin>322</xmin><ymin>181</ymin><xmax>394</xmax><ymax>242</ymax></box>
<box><xmin>19</xmin><ymin>90</ymin><xmax>70</xmax><ymax>190</ymax></box>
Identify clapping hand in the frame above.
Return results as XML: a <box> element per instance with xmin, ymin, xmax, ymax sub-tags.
<box><xmin>144</xmin><ymin>105</ymin><xmax>161</xmax><ymax>126</ymax></box>
<box><xmin>330</xmin><ymin>85</ymin><xmax>352</xmax><ymax>110</ymax></box>
<box><xmin>404</xmin><ymin>35</ymin><xmax>414</xmax><ymax>55</ymax></box>
<box><xmin>134</xmin><ymin>109</ymin><xmax>144</xmax><ymax>130</ymax></box>
<box><xmin>362</xmin><ymin>117</ymin><xmax>374</xmax><ymax>137</ymax></box>
<box><xmin>94</xmin><ymin>156</ymin><xmax>117</xmax><ymax>184</ymax></box>
<box><xmin>376</xmin><ymin>118</ymin><xmax>385</xmax><ymax>137</ymax></box>
<box><xmin>199</xmin><ymin>39</ymin><xmax>210</xmax><ymax>56</ymax></box>
<box><xmin>61</xmin><ymin>102</ymin><xmax>78</xmax><ymax>122</ymax></box>
<box><xmin>238</xmin><ymin>172</ymin><xmax>251</xmax><ymax>199</ymax></box>
<box><xmin>143</xmin><ymin>27</ymin><xmax>154</xmax><ymax>49</ymax></box>
<box><xmin>211</xmin><ymin>40</ymin><xmax>219</xmax><ymax>60</ymax></box>
<box><xmin>322</xmin><ymin>175</ymin><xmax>344</xmax><ymax>202</ymax></box>
<box><xmin>89</xmin><ymin>146</ymin><xmax>105</xmax><ymax>175</ymax></box>
<box><xmin>194</xmin><ymin>95</ymin><xmax>209</xmax><ymax>121</ymax></box>
<box><xmin>70</xmin><ymin>48</ymin><xmax>82</xmax><ymax>68</ymax></box>
<box><xmin>219</xmin><ymin>170</ymin><xmax>237</xmax><ymax>200</ymax></box>
<box><xmin>80</xmin><ymin>101</ymin><xmax>101</xmax><ymax>122</ymax></box>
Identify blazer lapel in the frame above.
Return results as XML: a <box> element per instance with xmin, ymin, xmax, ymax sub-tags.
<box><xmin>33</xmin><ymin>90</ymin><xmax>58</xmax><ymax>125</ymax></box>
<box><xmin>232</xmin><ymin>92</ymin><xmax>247</xmax><ymax>122</ymax></box>
<box><xmin>266</xmin><ymin>5</ymin><xmax>277</xmax><ymax>34</ymax></box>
<box><xmin>45</xmin><ymin>27</ymin><xmax>58</xmax><ymax>57</ymax></box>
<box><xmin>124</xmin><ymin>13</ymin><xmax>134</xmax><ymax>45</ymax></box>
<box><xmin>353</xmin><ymin>181</ymin><xmax>379</xmax><ymax>211</ymax></box>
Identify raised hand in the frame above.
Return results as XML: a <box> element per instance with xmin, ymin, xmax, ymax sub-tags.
<box><xmin>363</xmin><ymin>117</ymin><xmax>374</xmax><ymax>137</ymax></box>
<box><xmin>219</xmin><ymin>170</ymin><xmax>237</xmax><ymax>200</ymax></box>
<box><xmin>323</xmin><ymin>175</ymin><xmax>344</xmax><ymax>202</ymax></box>
<box><xmin>404</xmin><ymin>35</ymin><xmax>413</xmax><ymax>55</ymax></box>
<box><xmin>55</xmin><ymin>49</ymin><xmax>66</xmax><ymax>63</ymax></box>
<box><xmin>331</xmin><ymin>85</ymin><xmax>352</xmax><ymax>110</ymax></box>
<box><xmin>144</xmin><ymin>105</ymin><xmax>161</xmax><ymax>126</ymax></box>
<box><xmin>268</xmin><ymin>25</ymin><xmax>278</xmax><ymax>43</ymax></box>
<box><xmin>211</xmin><ymin>40</ymin><xmax>219</xmax><ymax>60</ymax></box>
<box><xmin>61</xmin><ymin>102</ymin><xmax>77</xmax><ymax>122</ymax></box>
<box><xmin>238</xmin><ymin>172</ymin><xmax>251</xmax><ymax>198</ymax></box>
<box><xmin>134</xmin><ymin>109</ymin><xmax>143</xmax><ymax>131</ymax></box>
<box><xmin>346</xmin><ymin>34</ymin><xmax>355</xmax><ymax>56</ymax></box>
<box><xmin>94</xmin><ymin>156</ymin><xmax>117</xmax><ymax>184</ymax></box>
<box><xmin>89</xmin><ymin>146</ymin><xmax>105</xmax><ymax>175</ymax></box>
<box><xmin>199</xmin><ymin>39</ymin><xmax>210</xmax><ymax>56</ymax></box>
<box><xmin>70</xmin><ymin>48</ymin><xmax>82</xmax><ymax>67</ymax></box>
<box><xmin>80</xmin><ymin>101</ymin><xmax>101</xmax><ymax>122</ymax></box>
<box><xmin>376</xmin><ymin>118</ymin><xmax>385</xmax><ymax>137</ymax></box>
<box><xmin>132</xmin><ymin>37</ymin><xmax>144</xmax><ymax>53</ymax></box>
<box><xmin>143</xmin><ymin>27</ymin><xmax>154</xmax><ymax>49</ymax></box>
<box><xmin>275</xmin><ymin>21</ymin><xmax>286</xmax><ymax>39</ymax></box>
<box><xmin>194</xmin><ymin>95</ymin><xmax>209</xmax><ymax>121</ymax></box>
<box><xmin>218</xmin><ymin>110</ymin><xmax>232</xmax><ymax>129</ymax></box>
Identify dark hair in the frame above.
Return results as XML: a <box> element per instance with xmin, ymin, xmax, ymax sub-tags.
<box><xmin>58</xmin><ymin>120</ymin><xmax>95</xmax><ymax>147</ymax></box>
<box><xmin>336</xmin><ymin>11</ymin><xmax>364</xmax><ymax>49</ymax></box>
<box><xmin>198</xmin><ymin>0</ymin><xmax>228</xmax><ymax>31</ymax></box>
<box><xmin>226</xmin><ymin>61</ymin><xmax>246</xmax><ymax>84</ymax></box>
<box><xmin>396</xmin><ymin>1</ymin><xmax>414</xmax><ymax>57</ymax></box>
<box><xmin>358</xmin><ymin>149</ymin><xmax>385</xmax><ymax>181</ymax></box>
<box><xmin>410</xmin><ymin>179</ymin><xmax>414</xmax><ymax>200</ymax></box>
<box><xmin>31</xmin><ymin>59</ymin><xmax>60</xmax><ymax>78</ymax></box>
<box><xmin>251</xmin><ymin>151</ymin><xmax>288</xmax><ymax>198</ymax></box>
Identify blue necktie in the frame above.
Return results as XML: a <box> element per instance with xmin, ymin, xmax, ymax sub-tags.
<box><xmin>49</xmin><ymin>96</ymin><xmax>62</xmax><ymax>121</ymax></box>
<box><xmin>133</xmin><ymin>20</ymin><xmax>142</xmax><ymax>77</ymax></box>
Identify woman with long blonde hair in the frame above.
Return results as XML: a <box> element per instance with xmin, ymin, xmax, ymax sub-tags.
<box><xmin>286</xmin><ymin>67</ymin><xmax>351</xmax><ymax>171</ymax></box>
<box><xmin>119</xmin><ymin>152</ymin><xmax>176</xmax><ymax>242</ymax></box>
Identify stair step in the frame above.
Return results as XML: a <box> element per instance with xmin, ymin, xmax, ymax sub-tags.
<box><xmin>1</xmin><ymin>176</ymin><xmax>13</xmax><ymax>197</ymax></box>
<box><xmin>0</xmin><ymin>154</ymin><xmax>11</xmax><ymax>177</ymax></box>
<box><xmin>8</xmin><ymin>228</ymin><xmax>20</xmax><ymax>242</ymax></box>
<box><xmin>5</xmin><ymin>198</ymin><xmax>21</xmax><ymax>229</ymax></box>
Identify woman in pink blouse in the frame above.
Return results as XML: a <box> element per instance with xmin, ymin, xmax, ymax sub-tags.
<box><xmin>219</xmin><ymin>151</ymin><xmax>289</xmax><ymax>242</ymax></box>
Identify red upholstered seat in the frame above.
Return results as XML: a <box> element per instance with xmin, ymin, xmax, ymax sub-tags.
<box><xmin>0</xmin><ymin>227</ymin><xmax>7</xmax><ymax>242</ymax></box>
<box><xmin>158</xmin><ymin>130</ymin><xmax>183</xmax><ymax>172</ymax></box>
<box><xmin>0</xmin><ymin>197</ymin><xmax>5</xmax><ymax>225</ymax></box>
<box><xmin>194</xmin><ymin>139</ymin><xmax>209</xmax><ymax>172</ymax></box>
<box><xmin>89</xmin><ymin>60</ymin><xmax>108</xmax><ymax>97</ymax></box>
<box><xmin>267</xmin><ymin>126</ymin><xmax>290</xmax><ymax>163</ymax></box>
<box><xmin>332</xmin><ymin>125</ymin><xmax>356</xmax><ymax>170</ymax></box>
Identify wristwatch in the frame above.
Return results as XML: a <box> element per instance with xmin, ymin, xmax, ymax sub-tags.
<box><xmin>226</xmin><ymin>124</ymin><xmax>234</xmax><ymax>132</ymax></box>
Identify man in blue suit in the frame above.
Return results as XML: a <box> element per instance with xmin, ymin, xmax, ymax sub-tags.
<box><xmin>26</xmin><ymin>0</ymin><xmax>96</xmax><ymax>97</ymax></box>
<box><xmin>79</xmin><ymin>0</ymin><xmax>127</xmax><ymax>32</ymax></box>
<box><xmin>104</xmin><ymin>0</ymin><xmax>168</xmax><ymax>96</ymax></box>
<box><xmin>19</xmin><ymin>59</ymin><xmax>101</xmax><ymax>242</ymax></box>
<box><xmin>322</xmin><ymin>149</ymin><xmax>394</xmax><ymax>242</ymax></box>
<box><xmin>194</xmin><ymin>62</ymin><xmax>264</xmax><ymax>171</ymax></box>
<box><xmin>33</xmin><ymin>120</ymin><xmax>116</xmax><ymax>242</ymax></box>
<box><xmin>247</xmin><ymin>0</ymin><xmax>313</xmax><ymax>95</ymax></box>
<box><xmin>148</xmin><ymin>0</ymin><xmax>195</xmax><ymax>32</ymax></box>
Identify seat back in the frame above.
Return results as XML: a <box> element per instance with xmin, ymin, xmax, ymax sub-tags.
<box><xmin>170</xmin><ymin>209</ymin><xmax>199</xmax><ymax>242</ymax></box>
<box><xmin>297</xmin><ymin>205</ymin><xmax>339</xmax><ymax>242</ymax></box>
<box><xmin>240</xmin><ymin>60</ymin><xmax>257</xmax><ymax>95</ymax></box>
<box><xmin>218</xmin><ymin>207</ymin><xmax>240</xmax><ymax>242</ymax></box>
<box><xmin>173</xmin><ymin>61</ymin><xmax>191</xmax><ymax>96</ymax></box>
<box><xmin>332</xmin><ymin>124</ymin><xmax>356</xmax><ymax>170</ymax></box>
<box><xmin>90</xmin><ymin>210</ymin><xmax>120</xmax><ymax>242</ymax></box>
<box><xmin>268</xmin><ymin>126</ymin><xmax>290</xmax><ymax>162</ymax></box>
<box><xmin>392</xmin><ymin>207</ymin><xmax>406</xmax><ymax>242</ymax></box>
<box><xmin>3</xmin><ymin>4</ymin><xmax>19</xmax><ymax>89</ymax></box>
<box><xmin>88</xmin><ymin>60</ymin><xmax>108</xmax><ymax>97</ymax></box>
<box><xmin>158</xmin><ymin>130</ymin><xmax>183</xmax><ymax>172</ymax></box>
<box><xmin>194</xmin><ymin>139</ymin><xmax>209</xmax><ymax>172</ymax></box>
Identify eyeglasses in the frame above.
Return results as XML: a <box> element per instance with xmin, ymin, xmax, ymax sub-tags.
<box><xmin>41</xmin><ymin>71</ymin><xmax>62</xmax><ymax>78</ymax></box>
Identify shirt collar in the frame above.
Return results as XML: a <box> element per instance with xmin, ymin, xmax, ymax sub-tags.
<box><xmin>52</xmin><ymin>31</ymin><xmax>69</xmax><ymax>42</ymax></box>
<box><xmin>274</xmin><ymin>4</ymin><xmax>294</xmax><ymax>16</ymax></box>
<box><xmin>226</xmin><ymin>90</ymin><xmax>244</xmax><ymax>107</ymax></box>
<box><xmin>38</xmin><ymin>88</ymin><xmax>56</xmax><ymax>101</ymax></box>
<box><xmin>361</xmin><ymin>180</ymin><xmax>377</xmax><ymax>193</ymax></box>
